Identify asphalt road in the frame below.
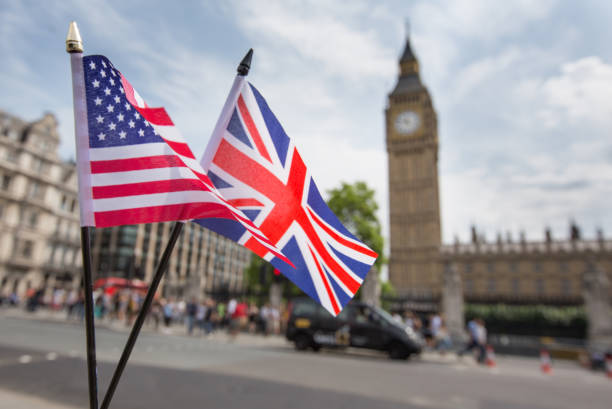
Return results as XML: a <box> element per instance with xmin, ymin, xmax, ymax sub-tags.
<box><xmin>0</xmin><ymin>313</ymin><xmax>610</xmax><ymax>409</ymax></box>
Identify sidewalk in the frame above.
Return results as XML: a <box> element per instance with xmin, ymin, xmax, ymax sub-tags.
<box><xmin>0</xmin><ymin>388</ymin><xmax>78</xmax><ymax>409</ymax></box>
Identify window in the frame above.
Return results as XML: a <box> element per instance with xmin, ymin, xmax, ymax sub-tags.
<box><xmin>561</xmin><ymin>279</ymin><xmax>571</xmax><ymax>296</ymax></box>
<box><xmin>533</xmin><ymin>262</ymin><xmax>541</xmax><ymax>273</ymax></box>
<box><xmin>28</xmin><ymin>211</ymin><xmax>38</xmax><ymax>228</ymax></box>
<box><xmin>536</xmin><ymin>279</ymin><xmax>544</xmax><ymax>295</ymax></box>
<box><xmin>465</xmin><ymin>279</ymin><xmax>474</xmax><ymax>294</ymax></box>
<box><xmin>2</xmin><ymin>175</ymin><xmax>11</xmax><ymax>190</ymax></box>
<box><xmin>512</xmin><ymin>279</ymin><xmax>519</xmax><ymax>294</ymax></box>
<box><xmin>509</xmin><ymin>262</ymin><xmax>518</xmax><ymax>273</ymax></box>
<box><xmin>487</xmin><ymin>263</ymin><xmax>495</xmax><ymax>273</ymax></box>
<box><xmin>28</xmin><ymin>181</ymin><xmax>44</xmax><ymax>200</ymax></box>
<box><xmin>464</xmin><ymin>263</ymin><xmax>472</xmax><ymax>273</ymax></box>
<box><xmin>0</xmin><ymin>203</ymin><xmax>4</xmax><ymax>219</ymax></box>
<box><xmin>487</xmin><ymin>278</ymin><xmax>496</xmax><ymax>293</ymax></box>
<box><xmin>21</xmin><ymin>240</ymin><xmax>33</xmax><ymax>258</ymax></box>
<box><xmin>5</xmin><ymin>148</ymin><xmax>19</xmax><ymax>163</ymax></box>
<box><xmin>560</xmin><ymin>262</ymin><xmax>568</xmax><ymax>273</ymax></box>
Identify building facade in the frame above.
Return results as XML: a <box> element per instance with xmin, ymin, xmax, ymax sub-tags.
<box><xmin>0</xmin><ymin>110</ymin><xmax>82</xmax><ymax>297</ymax></box>
<box><xmin>0</xmin><ymin>110</ymin><xmax>252</xmax><ymax>300</ymax></box>
<box><xmin>386</xmin><ymin>38</ymin><xmax>612</xmax><ymax>306</ymax></box>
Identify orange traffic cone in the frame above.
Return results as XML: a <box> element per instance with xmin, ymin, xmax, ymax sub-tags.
<box><xmin>605</xmin><ymin>353</ymin><xmax>612</xmax><ymax>379</ymax></box>
<box><xmin>485</xmin><ymin>345</ymin><xmax>496</xmax><ymax>367</ymax></box>
<box><xmin>540</xmin><ymin>349</ymin><xmax>552</xmax><ymax>374</ymax></box>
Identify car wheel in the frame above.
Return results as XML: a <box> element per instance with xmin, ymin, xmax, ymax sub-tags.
<box><xmin>388</xmin><ymin>342</ymin><xmax>408</xmax><ymax>360</ymax></box>
<box><xmin>294</xmin><ymin>333</ymin><xmax>311</xmax><ymax>351</ymax></box>
<box><xmin>312</xmin><ymin>343</ymin><xmax>321</xmax><ymax>352</ymax></box>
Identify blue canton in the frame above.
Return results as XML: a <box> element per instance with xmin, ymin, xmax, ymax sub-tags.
<box><xmin>83</xmin><ymin>55</ymin><xmax>164</xmax><ymax>148</ymax></box>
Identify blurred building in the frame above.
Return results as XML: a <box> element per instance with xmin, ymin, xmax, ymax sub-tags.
<box><xmin>386</xmin><ymin>37</ymin><xmax>612</xmax><ymax>307</ymax></box>
<box><xmin>0</xmin><ymin>110</ymin><xmax>251</xmax><ymax>300</ymax></box>
<box><xmin>90</xmin><ymin>222</ymin><xmax>251</xmax><ymax>299</ymax></box>
<box><xmin>0</xmin><ymin>111</ymin><xmax>82</xmax><ymax>296</ymax></box>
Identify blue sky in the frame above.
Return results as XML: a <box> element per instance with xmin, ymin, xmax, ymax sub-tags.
<box><xmin>2</xmin><ymin>0</ymin><xmax>612</xmax><ymax>247</ymax></box>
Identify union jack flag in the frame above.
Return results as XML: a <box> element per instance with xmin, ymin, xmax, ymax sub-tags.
<box><xmin>74</xmin><ymin>55</ymin><xmax>289</xmax><ymax>263</ymax></box>
<box><xmin>199</xmin><ymin>77</ymin><xmax>378</xmax><ymax>315</ymax></box>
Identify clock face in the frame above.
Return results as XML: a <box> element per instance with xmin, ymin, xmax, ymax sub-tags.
<box><xmin>394</xmin><ymin>110</ymin><xmax>420</xmax><ymax>135</ymax></box>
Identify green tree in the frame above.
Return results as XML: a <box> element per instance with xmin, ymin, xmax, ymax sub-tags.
<box><xmin>326</xmin><ymin>181</ymin><xmax>384</xmax><ymax>269</ymax></box>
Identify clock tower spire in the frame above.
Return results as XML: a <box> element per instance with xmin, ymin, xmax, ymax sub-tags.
<box><xmin>385</xmin><ymin>33</ymin><xmax>442</xmax><ymax>300</ymax></box>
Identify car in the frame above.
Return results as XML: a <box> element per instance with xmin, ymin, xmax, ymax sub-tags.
<box><xmin>286</xmin><ymin>297</ymin><xmax>423</xmax><ymax>360</ymax></box>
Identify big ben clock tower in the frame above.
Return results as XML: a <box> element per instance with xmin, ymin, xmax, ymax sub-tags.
<box><xmin>386</xmin><ymin>34</ymin><xmax>442</xmax><ymax>299</ymax></box>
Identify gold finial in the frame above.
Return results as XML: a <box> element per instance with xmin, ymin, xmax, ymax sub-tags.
<box><xmin>66</xmin><ymin>21</ymin><xmax>83</xmax><ymax>53</ymax></box>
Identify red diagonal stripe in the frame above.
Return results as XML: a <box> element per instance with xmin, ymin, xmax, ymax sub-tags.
<box><xmin>308</xmin><ymin>245</ymin><xmax>340</xmax><ymax>315</ymax></box>
<box><xmin>228</xmin><ymin>198</ymin><xmax>264</xmax><ymax>207</ymax></box>
<box><xmin>137</xmin><ymin>107</ymin><xmax>174</xmax><ymax>126</ymax></box>
<box><xmin>237</xmin><ymin>95</ymin><xmax>272</xmax><ymax>163</ymax></box>
<box><xmin>165</xmin><ymin>139</ymin><xmax>196</xmax><ymax>159</ymax></box>
<box><xmin>90</xmin><ymin>155</ymin><xmax>184</xmax><ymax>174</ymax></box>
<box><xmin>307</xmin><ymin>207</ymin><xmax>378</xmax><ymax>258</ymax></box>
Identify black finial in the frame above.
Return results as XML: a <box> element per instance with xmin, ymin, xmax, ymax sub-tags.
<box><xmin>237</xmin><ymin>48</ymin><xmax>253</xmax><ymax>76</ymax></box>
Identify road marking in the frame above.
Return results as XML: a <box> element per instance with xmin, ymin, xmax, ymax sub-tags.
<box><xmin>46</xmin><ymin>352</ymin><xmax>58</xmax><ymax>361</ymax></box>
<box><xmin>18</xmin><ymin>355</ymin><xmax>32</xmax><ymax>364</ymax></box>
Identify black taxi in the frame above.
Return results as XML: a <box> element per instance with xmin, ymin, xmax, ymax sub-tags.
<box><xmin>286</xmin><ymin>297</ymin><xmax>423</xmax><ymax>359</ymax></box>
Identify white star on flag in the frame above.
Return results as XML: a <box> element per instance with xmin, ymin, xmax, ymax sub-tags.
<box><xmin>117</xmin><ymin>113</ymin><xmax>124</xmax><ymax>122</ymax></box>
<box><xmin>89</xmin><ymin>61</ymin><xmax>95</xmax><ymax>70</ymax></box>
<box><xmin>114</xmin><ymin>95</ymin><xmax>120</xmax><ymax>104</ymax></box>
<box><xmin>94</xmin><ymin>97</ymin><xmax>102</xmax><ymax>106</ymax></box>
<box><xmin>128</xmin><ymin>120</ymin><xmax>135</xmax><ymax>128</ymax></box>
<box><xmin>92</xmin><ymin>79</ymin><xmax>100</xmax><ymax>88</ymax></box>
<box><xmin>97</xmin><ymin>132</ymin><xmax>105</xmax><ymax>140</ymax></box>
<box><xmin>107</xmin><ymin>105</ymin><xmax>114</xmax><ymax>113</ymax></box>
<box><xmin>109</xmin><ymin>122</ymin><xmax>116</xmax><ymax>131</ymax></box>
<box><xmin>138</xmin><ymin>129</ymin><xmax>144</xmax><ymax>137</ymax></box>
<box><xmin>119</xmin><ymin>131</ymin><xmax>127</xmax><ymax>139</ymax></box>
<box><xmin>104</xmin><ymin>88</ymin><xmax>111</xmax><ymax>96</ymax></box>
<box><xmin>100</xmin><ymin>70</ymin><xmax>106</xmax><ymax>78</ymax></box>
<box><xmin>96</xmin><ymin>115</ymin><xmax>104</xmax><ymax>124</ymax></box>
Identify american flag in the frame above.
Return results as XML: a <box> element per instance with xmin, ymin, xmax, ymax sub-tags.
<box><xmin>78</xmin><ymin>55</ymin><xmax>290</xmax><ymax>263</ymax></box>
<box><xmin>198</xmin><ymin>78</ymin><xmax>378</xmax><ymax>316</ymax></box>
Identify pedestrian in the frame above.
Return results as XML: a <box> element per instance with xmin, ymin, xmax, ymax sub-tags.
<box><xmin>475</xmin><ymin>318</ymin><xmax>487</xmax><ymax>364</ymax></box>
<box><xmin>195</xmin><ymin>301</ymin><xmax>207</xmax><ymax>335</ymax></box>
<box><xmin>459</xmin><ymin>318</ymin><xmax>480</xmax><ymax>359</ymax></box>
<box><xmin>163</xmin><ymin>298</ymin><xmax>174</xmax><ymax>327</ymax></box>
<box><xmin>185</xmin><ymin>298</ymin><xmax>198</xmax><ymax>336</ymax></box>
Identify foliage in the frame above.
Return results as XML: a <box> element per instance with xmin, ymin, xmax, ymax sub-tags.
<box><xmin>465</xmin><ymin>304</ymin><xmax>587</xmax><ymax>338</ymax></box>
<box><xmin>326</xmin><ymin>181</ymin><xmax>384</xmax><ymax>269</ymax></box>
<box><xmin>380</xmin><ymin>280</ymin><xmax>396</xmax><ymax>310</ymax></box>
<box><xmin>243</xmin><ymin>255</ymin><xmax>302</xmax><ymax>301</ymax></box>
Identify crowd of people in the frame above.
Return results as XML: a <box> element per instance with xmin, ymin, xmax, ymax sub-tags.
<box><xmin>391</xmin><ymin>311</ymin><xmax>489</xmax><ymax>362</ymax></box>
<box><xmin>2</xmin><ymin>287</ymin><xmax>489</xmax><ymax>361</ymax></box>
<box><xmin>0</xmin><ymin>287</ymin><xmax>287</xmax><ymax>338</ymax></box>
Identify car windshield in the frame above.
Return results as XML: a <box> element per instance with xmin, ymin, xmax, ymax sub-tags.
<box><xmin>371</xmin><ymin>306</ymin><xmax>402</xmax><ymax>327</ymax></box>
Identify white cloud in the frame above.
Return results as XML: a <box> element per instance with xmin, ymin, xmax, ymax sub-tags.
<box><xmin>229</xmin><ymin>0</ymin><xmax>397</xmax><ymax>83</ymax></box>
<box><xmin>539</xmin><ymin>57</ymin><xmax>612</xmax><ymax>126</ymax></box>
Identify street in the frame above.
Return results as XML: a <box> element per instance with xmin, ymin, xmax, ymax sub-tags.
<box><xmin>0</xmin><ymin>313</ymin><xmax>610</xmax><ymax>409</ymax></box>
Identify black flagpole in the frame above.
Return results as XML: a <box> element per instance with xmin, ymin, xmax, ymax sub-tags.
<box><xmin>67</xmin><ymin>22</ymin><xmax>99</xmax><ymax>409</ymax></box>
<box><xmin>81</xmin><ymin>226</ymin><xmax>99</xmax><ymax>409</ymax></box>
<box><xmin>100</xmin><ymin>222</ymin><xmax>183</xmax><ymax>409</ymax></box>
